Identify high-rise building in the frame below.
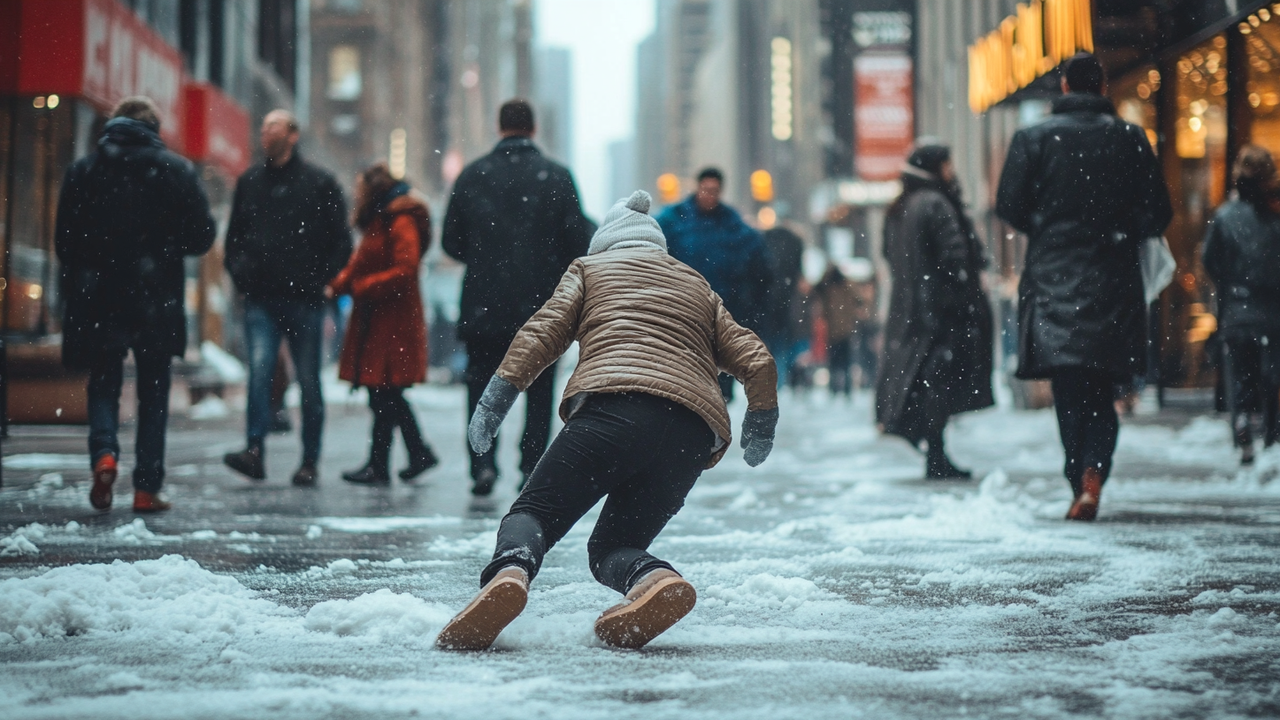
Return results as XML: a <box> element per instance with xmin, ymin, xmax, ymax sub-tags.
<box><xmin>534</xmin><ymin>46</ymin><xmax>573</xmax><ymax>166</ymax></box>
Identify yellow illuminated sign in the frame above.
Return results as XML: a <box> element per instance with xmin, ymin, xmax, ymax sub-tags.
<box><xmin>968</xmin><ymin>0</ymin><xmax>1094</xmax><ymax>113</ymax></box>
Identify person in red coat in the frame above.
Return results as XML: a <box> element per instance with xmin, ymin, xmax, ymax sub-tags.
<box><xmin>327</xmin><ymin>163</ymin><xmax>437</xmax><ymax>484</ymax></box>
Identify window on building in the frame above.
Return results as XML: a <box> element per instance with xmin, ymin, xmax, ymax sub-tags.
<box><xmin>328</xmin><ymin>46</ymin><xmax>362</xmax><ymax>101</ymax></box>
<box><xmin>1111</xmin><ymin>65</ymin><xmax>1160</xmax><ymax>151</ymax></box>
<box><xmin>1245</xmin><ymin>8</ymin><xmax>1280</xmax><ymax>154</ymax></box>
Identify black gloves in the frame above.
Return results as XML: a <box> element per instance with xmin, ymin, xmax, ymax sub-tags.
<box><xmin>740</xmin><ymin>407</ymin><xmax>779</xmax><ymax>467</ymax></box>
<box><xmin>468</xmin><ymin>376</ymin><xmax>520</xmax><ymax>454</ymax></box>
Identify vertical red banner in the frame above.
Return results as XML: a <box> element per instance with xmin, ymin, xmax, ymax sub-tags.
<box><xmin>855</xmin><ymin>52</ymin><xmax>914</xmax><ymax>181</ymax></box>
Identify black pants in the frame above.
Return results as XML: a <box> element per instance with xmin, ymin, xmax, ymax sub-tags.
<box><xmin>366</xmin><ymin>387</ymin><xmax>431</xmax><ymax>470</ymax></box>
<box><xmin>465</xmin><ymin>340</ymin><xmax>557</xmax><ymax>479</ymax></box>
<box><xmin>480</xmin><ymin>393</ymin><xmax>714</xmax><ymax>594</ymax></box>
<box><xmin>88</xmin><ymin>345</ymin><xmax>171</xmax><ymax>493</ymax></box>
<box><xmin>1222</xmin><ymin>335</ymin><xmax>1280</xmax><ymax>446</ymax></box>
<box><xmin>827</xmin><ymin>337</ymin><xmax>853</xmax><ymax>396</ymax></box>
<box><xmin>1051</xmin><ymin>367</ymin><xmax>1119</xmax><ymax>495</ymax></box>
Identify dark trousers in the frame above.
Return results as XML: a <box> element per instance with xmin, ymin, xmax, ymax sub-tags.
<box><xmin>366</xmin><ymin>387</ymin><xmax>431</xmax><ymax>470</ymax></box>
<box><xmin>465</xmin><ymin>340</ymin><xmax>556</xmax><ymax>479</ymax></box>
<box><xmin>244</xmin><ymin>299</ymin><xmax>324</xmax><ymax>463</ymax></box>
<box><xmin>88</xmin><ymin>345</ymin><xmax>172</xmax><ymax>493</ymax></box>
<box><xmin>1051</xmin><ymin>367</ymin><xmax>1119</xmax><ymax>495</ymax></box>
<box><xmin>480</xmin><ymin>393</ymin><xmax>714</xmax><ymax>594</ymax></box>
<box><xmin>1222</xmin><ymin>335</ymin><xmax>1280</xmax><ymax>445</ymax></box>
<box><xmin>827</xmin><ymin>337</ymin><xmax>853</xmax><ymax>396</ymax></box>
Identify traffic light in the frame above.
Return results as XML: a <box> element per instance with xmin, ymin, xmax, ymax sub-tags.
<box><xmin>657</xmin><ymin>173</ymin><xmax>681</xmax><ymax>204</ymax></box>
<box><xmin>750</xmin><ymin>170</ymin><xmax>774</xmax><ymax>202</ymax></box>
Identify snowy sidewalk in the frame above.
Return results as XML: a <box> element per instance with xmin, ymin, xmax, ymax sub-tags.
<box><xmin>2</xmin><ymin>388</ymin><xmax>1279</xmax><ymax>719</ymax></box>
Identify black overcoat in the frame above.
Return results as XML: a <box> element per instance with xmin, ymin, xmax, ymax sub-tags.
<box><xmin>55</xmin><ymin>119</ymin><xmax>216</xmax><ymax>369</ymax></box>
<box><xmin>876</xmin><ymin>176</ymin><xmax>994</xmax><ymax>443</ymax></box>
<box><xmin>1202</xmin><ymin>198</ymin><xmax>1280</xmax><ymax>338</ymax></box>
<box><xmin>996</xmin><ymin>93</ymin><xmax>1173</xmax><ymax>380</ymax></box>
<box><xmin>224</xmin><ymin>153</ymin><xmax>352</xmax><ymax>305</ymax></box>
<box><xmin>441</xmin><ymin>136</ymin><xmax>591</xmax><ymax>345</ymax></box>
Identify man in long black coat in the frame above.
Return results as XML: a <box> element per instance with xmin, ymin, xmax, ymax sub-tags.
<box><xmin>877</xmin><ymin>141</ymin><xmax>993</xmax><ymax>479</ymax></box>
<box><xmin>442</xmin><ymin>99</ymin><xmax>591</xmax><ymax>496</ymax></box>
<box><xmin>996</xmin><ymin>53</ymin><xmax>1172</xmax><ymax>520</ymax></box>
<box><xmin>56</xmin><ymin>97</ymin><xmax>216</xmax><ymax>513</ymax></box>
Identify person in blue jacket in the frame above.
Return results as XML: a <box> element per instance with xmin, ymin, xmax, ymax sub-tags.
<box><xmin>656</xmin><ymin>167</ymin><xmax>772</xmax><ymax>401</ymax></box>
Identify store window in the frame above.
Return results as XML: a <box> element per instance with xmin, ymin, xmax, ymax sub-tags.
<box><xmin>1111</xmin><ymin>65</ymin><xmax>1160</xmax><ymax>150</ymax></box>
<box><xmin>2</xmin><ymin>99</ymin><xmax>74</xmax><ymax>336</ymax></box>
<box><xmin>1165</xmin><ymin>35</ymin><xmax>1229</xmax><ymax>387</ymax></box>
<box><xmin>327</xmin><ymin>45</ymin><xmax>362</xmax><ymax>101</ymax></box>
<box><xmin>1244</xmin><ymin>6</ymin><xmax>1280</xmax><ymax>153</ymax></box>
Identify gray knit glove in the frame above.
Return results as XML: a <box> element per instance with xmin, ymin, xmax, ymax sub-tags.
<box><xmin>468</xmin><ymin>376</ymin><xmax>520</xmax><ymax>454</ymax></box>
<box><xmin>740</xmin><ymin>408</ymin><xmax>779</xmax><ymax>467</ymax></box>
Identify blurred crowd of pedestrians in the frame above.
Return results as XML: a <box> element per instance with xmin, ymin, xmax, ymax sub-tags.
<box><xmin>47</xmin><ymin>50</ymin><xmax>1280</xmax><ymax>528</ymax></box>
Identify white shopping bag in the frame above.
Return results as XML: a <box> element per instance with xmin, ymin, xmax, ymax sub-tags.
<box><xmin>1140</xmin><ymin>236</ymin><xmax>1176</xmax><ymax>304</ymax></box>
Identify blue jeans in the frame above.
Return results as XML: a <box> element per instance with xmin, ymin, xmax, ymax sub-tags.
<box><xmin>244</xmin><ymin>299</ymin><xmax>324</xmax><ymax>463</ymax></box>
<box><xmin>88</xmin><ymin>345</ymin><xmax>172</xmax><ymax>493</ymax></box>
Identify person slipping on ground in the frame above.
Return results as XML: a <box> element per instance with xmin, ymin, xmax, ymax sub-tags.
<box><xmin>1202</xmin><ymin>145</ymin><xmax>1280</xmax><ymax>465</ymax></box>
<box><xmin>442</xmin><ymin>98</ymin><xmax>592</xmax><ymax>497</ymax></box>
<box><xmin>876</xmin><ymin>140</ymin><xmax>994</xmax><ymax>480</ymax></box>
<box><xmin>657</xmin><ymin>167</ymin><xmax>772</xmax><ymax>403</ymax></box>
<box><xmin>436</xmin><ymin>191</ymin><xmax>778</xmax><ymax>651</ymax></box>
<box><xmin>327</xmin><ymin>162</ymin><xmax>439</xmax><ymax>485</ymax></box>
<box><xmin>222</xmin><ymin>109</ymin><xmax>353</xmax><ymax>487</ymax></box>
<box><xmin>996</xmin><ymin>53</ymin><xmax>1172</xmax><ymax>520</ymax></box>
<box><xmin>55</xmin><ymin>96</ymin><xmax>216</xmax><ymax>512</ymax></box>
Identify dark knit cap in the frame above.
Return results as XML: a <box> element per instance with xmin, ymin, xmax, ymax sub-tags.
<box><xmin>905</xmin><ymin>138</ymin><xmax>951</xmax><ymax>176</ymax></box>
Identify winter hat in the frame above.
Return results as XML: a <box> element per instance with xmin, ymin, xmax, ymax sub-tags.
<box><xmin>587</xmin><ymin>190</ymin><xmax>668</xmax><ymax>255</ymax></box>
<box><xmin>904</xmin><ymin>138</ymin><xmax>951</xmax><ymax>177</ymax></box>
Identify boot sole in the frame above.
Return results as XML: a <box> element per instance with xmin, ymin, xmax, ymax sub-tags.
<box><xmin>89</xmin><ymin>471</ymin><xmax>116</xmax><ymax>511</ymax></box>
<box><xmin>1066</xmin><ymin>496</ymin><xmax>1099</xmax><ymax>521</ymax></box>
<box><xmin>436</xmin><ymin>577</ymin><xmax>527</xmax><ymax>651</ymax></box>
<box><xmin>594</xmin><ymin>577</ymin><xmax>696</xmax><ymax>649</ymax></box>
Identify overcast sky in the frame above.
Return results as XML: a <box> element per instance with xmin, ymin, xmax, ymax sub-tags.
<box><xmin>535</xmin><ymin>0</ymin><xmax>655</xmax><ymax>220</ymax></box>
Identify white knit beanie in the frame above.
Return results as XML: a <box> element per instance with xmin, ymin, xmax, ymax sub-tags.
<box><xmin>587</xmin><ymin>190</ymin><xmax>668</xmax><ymax>255</ymax></box>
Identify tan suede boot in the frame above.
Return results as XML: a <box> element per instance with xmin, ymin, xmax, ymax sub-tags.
<box><xmin>436</xmin><ymin>567</ymin><xmax>529</xmax><ymax>651</ymax></box>
<box><xmin>594</xmin><ymin>569</ymin><xmax>696</xmax><ymax>649</ymax></box>
<box><xmin>1066</xmin><ymin>467</ymin><xmax>1104</xmax><ymax>521</ymax></box>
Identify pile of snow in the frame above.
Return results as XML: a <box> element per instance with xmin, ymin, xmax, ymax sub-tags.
<box><xmin>1</xmin><ymin>453</ymin><xmax>86</xmax><ymax>470</ymax></box>
<box><xmin>0</xmin><ymin>521</ymin><xmax>83</xmax><ymax>557</ymax></box>
<box><xmin>303</xmin><ymin>588</ymin><xmax>454</xmax><ymax>640</ymax></box>
<box><xmin>0</xmin><ymin>555</ymin><xmax>291</xmax><ymax>644</ymax></box>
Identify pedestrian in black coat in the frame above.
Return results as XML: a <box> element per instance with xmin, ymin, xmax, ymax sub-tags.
<box><xmin>55</xmin><ymin>97</ymin><xmax>216</xmax><ymax>512</ymax></box>
<box><xmin>442</xmin><ymin>99</ymin><xmax>592</xmax><ymax>495</ymax></box>
<box><xmin>1202</xmin><ymin>145</ymin><xmax>1280</xmax><ymax>464</ymax></box>
<box><xmin>876</xmin><ymin>140</ymin><xmax>993</xmax><ymax>479</ymax></box>
<box><xmin>760</xmin><ymin>225</ymin><xmax>806</xmax><ymax>385</ymax></box>
<box><xmin>996</xmin><ymin>53</ymin><xmax>1172</xmax><ymax>520</ymax></box>
<box><xmin>222</xmin><ymin>109</ymin><xmax>352</xmax><ymax>487</ymax></box>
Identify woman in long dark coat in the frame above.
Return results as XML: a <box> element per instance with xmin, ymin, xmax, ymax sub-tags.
<box><xmin>1202</xmin><ymin>145</ymin><xmax>1280</xmax><ymax>465</ymax></box>
<box><xmin>876</xmin><ymin>140</ymin><xmax>994</xmax><ymax>479</ymax></box>
<box><xmin>328</xmin><ymin>163</ymin><xmax>437</xmax><ymax>484</ymax></box>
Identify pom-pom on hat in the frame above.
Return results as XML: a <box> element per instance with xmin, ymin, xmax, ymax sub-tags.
<box><xmin>587</xmin><ymin>190</ymin><xmax>668</xmax><ymax>255</ymax></box>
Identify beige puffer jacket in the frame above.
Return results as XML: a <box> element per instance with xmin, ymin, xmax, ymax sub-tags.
<box><xmin>496</xmin><ymin>245</ymin><xmax>777</xmax><ymax>467</ymax></box>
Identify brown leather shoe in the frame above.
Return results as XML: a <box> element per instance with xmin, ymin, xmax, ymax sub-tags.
<box><xmin>224</xmin><ymin>446</ymin><xmax>265</xmax><ymax>481</ymax></box>
<box><xmin>89</xmin><ymin>454</ymin><xmax>118</xmax><ymax>511</ymax></box>
<box><xmin>133</xmin><ymin>490</ymin><xmax>172</xmax><ymax>513</ymax></box>
<box><xmin>594</xmin><ymin>569</ymin><xmax>696</xmax><ymax>649</ymax></box>
<box><xmin>1066</xmin><ymin>467</ymin><xmax>1104</xmax><ymax>522</ymax></box>
<box><xmin>436</xmin><ymin>567</ymin><xmax>529</xmax><ymax>651</ymax></box>
<box><xmin>292</xmin><ymin>463</ymin><xmax>319</xmax><ymax>487</ymax></box>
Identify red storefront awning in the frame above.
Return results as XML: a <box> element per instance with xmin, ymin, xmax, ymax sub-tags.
<box><xmin>0</xmin><ymin>0</ymin><xmax>184</xmax><ymax>148</ymax></box>
<box><xmin>182</xmin><ymin>82</ymin><xmax>251</xmax><ymax>180</ymax></box>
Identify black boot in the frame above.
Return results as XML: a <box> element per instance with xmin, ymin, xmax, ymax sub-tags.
<box><xmin>396</xmin><ymin>404</ymin><xmax>439</xmax><ymax>480</ymax></box>
<box><xmin>224</xmin><ymin>442</ymin><xmax>265</xmax><ymax>481</ymax></box>
<box><xmin>925</xmin><ymin>433</ymin><xmax>971</xmax><ymax>480</ymax></box>
<box><xmin>1235</xmin><ymin>416</ymin><xmax>1255</xmax><ymax>466</ymax></box>
<box><xmin>344</xmin><ymin>414</ymin><xmax>392</xmax><ymax>485</ymax></box>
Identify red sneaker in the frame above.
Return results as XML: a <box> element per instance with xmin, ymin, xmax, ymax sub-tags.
<box><xmin>89</xmin><ymin>454</ymin><xmax>118</xmax><ymax>511</ymax></box>
<box><xmin>132</xmin><ymin>490</ymin><xmax>172</xmax><ymax>513</ymax></box>
<box><xmin>1066</xmin><ymin>468</ymin><xmax>1104</xmax><ymax>521</ymax></box>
